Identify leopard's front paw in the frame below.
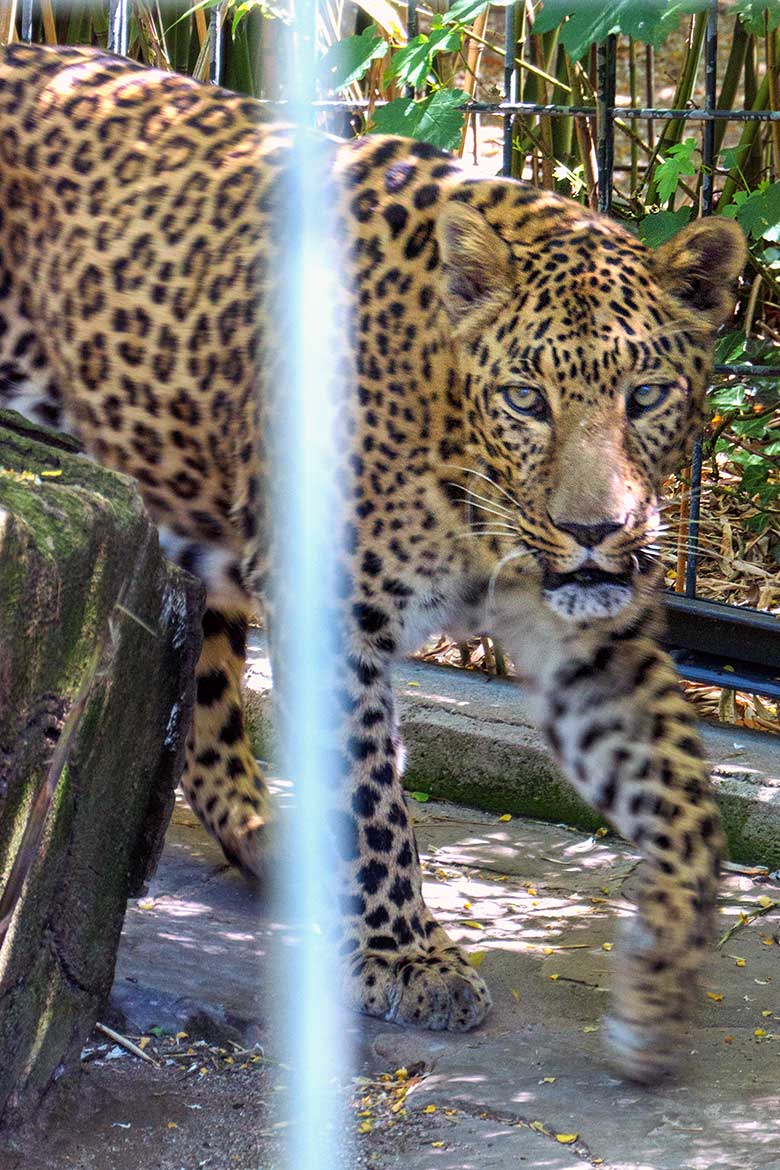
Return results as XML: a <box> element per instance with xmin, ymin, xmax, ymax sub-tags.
<box><xmin>349</xmin><ymin>944</ymin><xmax>491</xmax><ymax>1032</ymax></box>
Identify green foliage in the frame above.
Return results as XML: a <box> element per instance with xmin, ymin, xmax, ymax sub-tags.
<box><xmin>529</xmin><ymin>1</ymin><xmax>710</xmax><ymax>61</ymax></box>
<box><xmin>638</xmin><ymin>207</ymin><xmax>693</xmax><ymax>247</ymax></box>
<box><xmin>370</xmin><ymin>89</ymin><xmax>469</xmax><ymax>151</ymax></box>
<box><xmin>731</xmin><ymin>0</ymin><xmax>780</xmax><ymax>35</ymax></box>
<box><xmin>320</xmin><ymin>25</ymin><xmax>387</xmax><ymax>91</ymax></box>
<box><xmin>722</xmin><ymin>180</ymin><xmax>780</xmax><ymax>240</ymax></box>
<box><xmin>653</xmin><ymin>139</ymin><xmax>700</xmax><ymax>205</ymax></box>
<box><xmin>384</xmin><ymin>26</ymin><xmax>462</xmax><ymax>89</ymax></box>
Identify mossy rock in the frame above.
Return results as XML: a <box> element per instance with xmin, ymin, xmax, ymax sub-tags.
<box><xmin>0</xmin><ymin>411</ymin><xmax>203</xmax><ymax>1125</ymax></box>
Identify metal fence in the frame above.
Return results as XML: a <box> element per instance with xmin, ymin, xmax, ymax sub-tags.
<box><xmin>22</xmin><ymin>0</ymin><xmax>780</xmax><ymax>698</ymax></box>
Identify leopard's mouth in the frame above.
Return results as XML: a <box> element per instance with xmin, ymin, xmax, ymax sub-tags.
<box><xmin>542</xmin><ymin>566</ymin><xmax>632</xmax><ymax>592</ymax></box>
<box><xmin>541</xmin><ymin>564</ymin><xmax>635</xmax><ymax>622</ymax></box>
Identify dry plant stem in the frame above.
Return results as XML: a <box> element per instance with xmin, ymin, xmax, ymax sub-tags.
<box><xmin>95</xmin><ymin>1022</ymin><xmax>160</xmax><ymax>1067</ymax></box>
<box><xmin>39</xmin><ymin>0</ymin><xmax>56</xmax><ymax>44</ymax></box>
<box><xmin>0</xmin><ymin>0</ymin><xmax>17</xmax><ymax>44</ymax></box>
<box><xmin>195</xmin><ymin>3</ymin><xmax>208</xmax><ymax>45</ymax></box>
<box><xmin>566</xmin><ymin>57</ymin><xmax>597</xmax><ymax>209</ymax></box>
<box><xmin>718</xmin><ymin>69</ymin><xmax>771</xmax><ymax>208</ymax></box>
<box><xmin>458</xmin><ymin>8</ymin><xmax>489</xmax><ymax>157</ymax></box>
<box><xmin>718</xmin><ymin>899</ymin><xmax>780</xmax><ymax>947</ymax></box>
<box><xmin>744</xmin><ymin>272</ymin><xmax>763</xmax><ymax>338</ymax></box>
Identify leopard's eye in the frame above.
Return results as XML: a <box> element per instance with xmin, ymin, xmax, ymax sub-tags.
<box><xmin>627</xmin><ymin>383</ymin><xmax>672</xmax><ymax>418</ymax></box>
<box><xmin>499</xmin><ymin>385</ymin><xmax>549</xmax><ymax>420</ymax></box>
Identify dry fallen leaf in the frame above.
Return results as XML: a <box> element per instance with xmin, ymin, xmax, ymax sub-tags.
<box><xmin>707</xmin><ymin>992</ymin><xmax>724</xmax><ymax>1002</ymax></box>
<box><xmin>556</xmin><ymin>1133</ymin><xmax>578</xmax><ymax>1144</ymax></box>
<box><xmin>469</xmin><ymin>951</ymin><xmax>487</xmax><ymax>968</ymax></box>
<box><xmin>499</xmin><ymin>814</ymin><xmax>512</xmax><ymax>822</ymax></box>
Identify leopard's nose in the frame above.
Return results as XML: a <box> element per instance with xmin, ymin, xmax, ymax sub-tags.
<box><xmin>550</xmin><ymin>517</ymin><xmax>623</xmax><ymax>547</ymax></box>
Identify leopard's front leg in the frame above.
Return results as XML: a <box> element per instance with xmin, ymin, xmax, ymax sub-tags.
<box><xmin>302</xmin><ymin>639</ymin><xmax>491</xmax><ymax>1033</ymax></box>
<box><xmin>532</xmin><ymin>622</ymin><xmax>724</xmax><ymax>1082</ymax></box>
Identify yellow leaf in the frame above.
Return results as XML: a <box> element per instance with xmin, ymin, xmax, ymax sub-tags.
<box><xmin>540</xmin><ymin>1076</ymin><xmax>556</xmax><ymax>1084</ymax></box>
<box><xmin>137</xmin><ymin>898</ymin><xmax>155</xmax><ymax>910</ymax></box>
<box><xmin>762</xmin><ymin>1010</ymin><xmax>773</xmax><ymax>1017</ymax></box>
<box><xmin>556</xmin><ymin>1133</ymin><xmax>578</xmax><ymax>1144</ymax></box>
<box><xmin>394</xmin><ymin>1067</ymin><xmax>408</xmax><ymax>1080</ymax></box>
<box><xmin>463</xmin><ymin>901</ymin><xmax>472</xmax><ymax>910</ymax></box>
<box><xmin>761</xmin><ymin>937</ymin><xmax>774</xmax><ymax>946</ymax></box>
<box><xmin>138</xmin><ymin>1037</ymin><xmax>151</xmax><ymax>1050</ymax></box>
<box><xmin>526</xmin><ymin>886</ymin><xmax>537</xmax><ymax>896</ymax></box>
<box><xmin>423</xmin><ymin>1104</ymin><xmax>437</xmax><ymax>1114</ymax></box>
<box><xmin>583</xmin><ymin>1025</ymin><xmax>598</xmax><ymax>1033</ymax></box>
<box><xmin>406</xmin><ymin>681</ymin><xmax>421</xmax><ymax>687</ymax></box>
<box><xmin>40</xmin><ymin>469</ymin><xmax>62</xmax><ymax>477</ymax></box>
<box><xmin>757</xmin><ymin>896</ymin><xmax>774</xmax><ymax>908</ymax></box>
<box><xmin>707</xmin><ymin>992</ymin><xmax>723</xmax><ymax>1002</ymax></box>
<box><xmin>469</xmin><ymin>951</ymin><xmax>487</xmax><ymax>968</ymax></box>
<box><xmin>542</xmin><ymin>947</ymin><xmax>554</xmax><ymax>956</ymax></box>
<box><xmin>549</xmin><ymin>973</ymin><xmax>560</xmax><ymax>981</ymax></box>
<box><xmin>530</xmin><ymin>1120</ymin><xmax>546</xmax><ymax>1133</ymax></box>
<box><xmin>463</xmin><ymin>920</ymin><xmax>483</xmax><ymax>930</ymax></box>
<box><xmin>167</xmin><ymin>1122</ymin><xmax>178</xmax><ymax>1130</ymax></box>
<box><xmin>431</xmin><ymin>1141</ymin><xmax>445</xmax><ymax>1148</ymax></box>
<box><xmin>594</xmin><ymin>827</ymin><xmax>608</xmax><ymax>837</ymax></box>
<box><xmin>735</xmin><ymin>958</ymin><xmax>746</xmax><ymax>967</ymax></box>
<box><xmin>499</xmin><ymin>814</ymin><xmax>512</xmax><ymax>822</ymax></box>
<box><xmin>175</xmin><ymin>1032</ymin><xmax>188</xmax><ymax>1041</ymax></box>
<box><xmin>601</xmin><ymin>943</ymin><xmax>613</xmax><ymax>952</ymax></box>
<box><xmin>511</xmin><ymin>988</ymin><xmax>520</xmax><ymax>1001</ymax></box>
<box><xmin>754</xmin><ymin>1028</ymin><xmax>767</xmax><ymax>1037</ymax></box>
<box><xmin>358</xmin><ymin>1120</ymin><xmax>373</xmax><ymax>1133</ymax></box>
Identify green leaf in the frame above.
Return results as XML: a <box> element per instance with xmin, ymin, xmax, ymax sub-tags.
<box><xmin>529</xmin><ymin>0</ymin><xmax>710</xmax><ymax>61</ymax></box>
<box><xmin>713</xmin><ymin>330</ymin><xmax>748</xmax><ymax>367</ymax></box>
<box><xmin>320</xmin><ymin>26</ymin><xmax>387</xmax><ymax>92</ymax></box>
<box><xmin>731</xmin><ymin>181</ymin><xmax>780</xmax><ymax>240</ymax></box>
<box><xmin>638</xmin><ymin>207</ymin><xmax>692</xmax><ymax>248</ymax></box>
<box><xmin>386</xmin><ymin>27</ymin><xmax>462</xmax><ymax>89</ymax></box>
<box><xmin>730</xmin><ymin>0</ymin><xmax>780</xmax><ymax>35</ymax></box>
<box><xmin>654</xmin><ymin>138</ymin><xmax>699</xmax><ymax>205</ymax></box>
<box><xmin>409</xmin><ymin>791</ymin><xmax>430</xmax><ymax>802</ymax></box>
<box><xmin>446</xmin><ymin>0</ymin><xmax>493</xmax><ymax>23</ymax></box>
<box><xmin>370</xmin><ymin>89</ymin><xmax>468</xmax><ymax>151</ymax></box>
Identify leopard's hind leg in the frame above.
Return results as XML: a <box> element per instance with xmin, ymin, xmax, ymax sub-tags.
<box><xmin>183</xmin><ymin>605</ymin><xmax>270</xmax><ymax>877</ymax></box>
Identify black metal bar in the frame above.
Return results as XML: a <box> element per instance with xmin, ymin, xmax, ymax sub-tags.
<box><xmin>304</xmin><ymin>99</ymin><xmax>780</xmax><ymax>122</ymax></box>
<box><xmin>701</xmin><ymin>0</ymin><xmax>718</xmax><ymax>216</ymax></box>
<box><xmin>20</xmin><ymin>0</ymin><xmax>33</xmax><ymax>43</ymax></box>
<box><xmin>683</xmin><ymin>0</ymin><xmax>719</xmax><ymax>602</ymax></box>
<box><xmin>596</xmin><ymin>35</ymin><xmax>617</xmax><ymax>215</ymax></box>
<box><xmin>405</xmin><ymin>0</ymin><xmax>418</xmax><ymax>99</ymax></box>
<box><xmin>503</xmin><ymin>3</ymin><xmax>518</xmax><ymax>177</ymax></box>
<box><xmin>664</xmin><ymin>593</ymin><xmax>780</xmax><ymax>700</ymax></box>
<box><xmin>108</xmin><ymin>0</ymin><xmax>128</xmax><ymax>56</ymax></box>
<box><xmin>209</xmin><ymin>5</ymin><xmax>223</xmax><ymax>85</ymax></box>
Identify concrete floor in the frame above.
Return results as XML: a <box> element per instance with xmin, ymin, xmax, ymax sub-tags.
<box><xmin>94</xmin><ymin>793</ymin><xmax>780</xmax><ymax>1170</ymax></box>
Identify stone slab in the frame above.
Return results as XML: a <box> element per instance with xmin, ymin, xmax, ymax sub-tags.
<box><xmin>243</xmin><ymin>632</ymin><xmax>780</xmax><ymax>869</ymax></box>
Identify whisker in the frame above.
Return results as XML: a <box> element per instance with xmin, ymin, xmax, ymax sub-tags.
<box><xmin>445</xmin><ymin>463</ymin><xmax>523</xmax><ymax>512</ymax></box>
<box><xmin>446</xmin><ymin>481</ymin><xmax>515</xmax><ymax>519</ymax></box>
<box><xmin>487</xmin><ymin>546</ymin><xmax>534</xmax><ymax>613</ymax></box>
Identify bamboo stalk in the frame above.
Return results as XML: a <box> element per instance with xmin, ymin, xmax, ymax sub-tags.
<box><xmin>0</xmin><ymin>0</ymin><xmax>17</xmax><ymax>45</ymax></box>
<box><xmin>458</xmin><ymin>5</ymin><xmax>490</xmax><ymax>158</ymax></box>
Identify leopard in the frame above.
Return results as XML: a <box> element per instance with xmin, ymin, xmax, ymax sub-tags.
<box><xmin>0</xmin><ymin>41</ymin><xmax>746</xmax><ymax>1083</ymax></box>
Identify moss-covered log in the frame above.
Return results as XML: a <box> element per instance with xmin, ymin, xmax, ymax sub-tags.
<box><xmin>0</xmin><ymin>410</ymin><xmax>203</xmax><ymax>1125</ymax></box>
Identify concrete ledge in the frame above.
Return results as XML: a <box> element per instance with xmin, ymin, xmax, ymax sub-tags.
<box><xmin>243</xmin><ymin>634</ymin><xmax>780</xmax><ymax>870</ymax></box>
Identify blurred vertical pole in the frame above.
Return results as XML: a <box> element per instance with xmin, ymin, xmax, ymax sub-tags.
<box><xmin>209</xmin><ymin>3</ymin><xmax>223</xmax><ymax>85</ymax></box>
<box><xmin>273</xmin><ymin>0</ymin><xmax>350</xmax><ymax>1168</ymax></box>
<box><xmin>684</xmin><ymin>0</ymin><xmax>718</xmax><ymax>599</ymax></box>
<box><xmin>108</xmin><ymin>0</ymin><xmax>128</xmax><ymax>56</ymax></box>
<box><xmin>20</xmin><ymin>0</ymin><xmax>32</xmax><ymax>43</ymax></box>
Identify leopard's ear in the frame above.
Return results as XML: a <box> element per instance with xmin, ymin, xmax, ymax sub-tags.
<box><xmin>651</xmin><ymin>217</ymin><xmax>746</xmax><ymax>328</ymax></box>
<box><xmin>436</xmin><ymin>199</ymin><xmax>514</xmax><ymax>336</ymax></box>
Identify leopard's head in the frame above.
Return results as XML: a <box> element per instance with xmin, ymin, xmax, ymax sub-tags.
<box><xmin>436</xmin><ymin>184</ymin><xmax>746</xmax><ymax>622</ymax></box>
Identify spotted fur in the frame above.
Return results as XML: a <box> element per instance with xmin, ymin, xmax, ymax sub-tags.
<box><xmin>0</xmin><ymin>43</ymin><xmax>746</xmax><ymax>1081</ymax></box>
